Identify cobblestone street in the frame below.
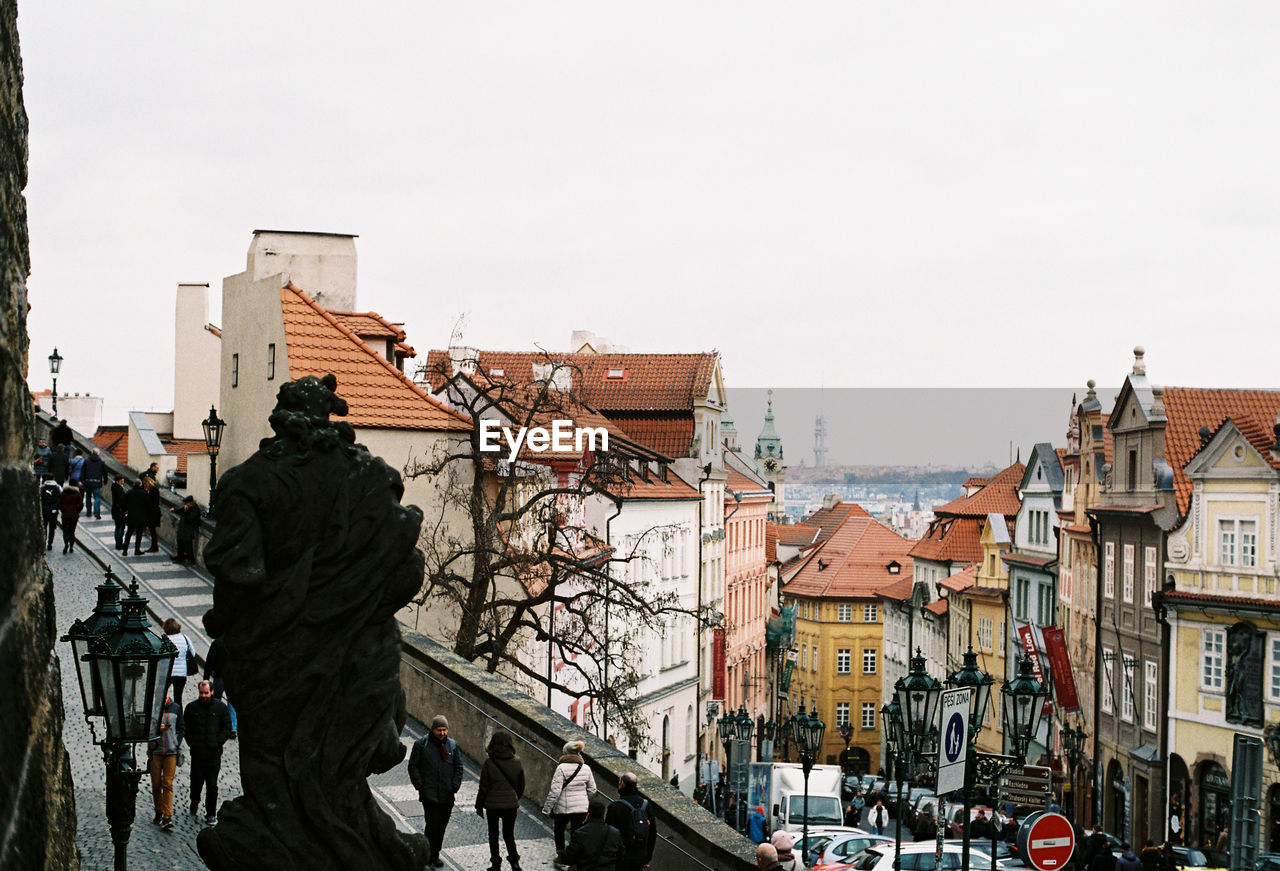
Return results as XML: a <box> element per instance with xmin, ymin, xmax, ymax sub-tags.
<box><xmin>54</xmin><ymin>517</ymin><xmax>564</xmax><ymax>870</ymax></box>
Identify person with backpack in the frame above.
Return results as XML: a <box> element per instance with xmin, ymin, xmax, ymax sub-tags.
<box><xmin>748</xmin><ymin>804</ymin><xmax>769</xmax><ymax>843</ymax></box>
<box><xmin>476</xmin><ymin>731</ymin><xmax>526</xmax><ymax>871</ymax></box>
<box><xmin>561</xmin><ymin>799</ymin><xmax>623</xmax><ymax>871</ymax></box>
<box><xmin>605</xmin><ymin>772</ymin><xmax>656</xmax><ymax>871</ymax></box>
<box><xmin>40</xmin><ymin>478</ymin><xmax>60</xmax><ymax>551</ymax></box>
<box><xmin>543</xmin><ymin>740</ymin><xmax>597</xmax><ymax>864</ymax></box>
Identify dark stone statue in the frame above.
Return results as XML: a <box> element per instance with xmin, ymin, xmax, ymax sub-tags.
<box><xmin>197</xmin><ymin>375</ymin><xmax>428</xmax><ymax>870</ymax></box>
<box><xmin>1226</xmin><ymin>621</ymin><xmax>1263</xmax><ymax>728</ymax></box>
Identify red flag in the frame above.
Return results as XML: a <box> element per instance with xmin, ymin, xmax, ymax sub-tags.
<box><xmin>1042</xmin><ymin>627</ymin><xmax>1081</xmax><ymax>713</ymax></box>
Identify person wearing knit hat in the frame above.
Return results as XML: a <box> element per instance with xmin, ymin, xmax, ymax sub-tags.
<box><xmin>748</xmin><ymin>802</ymin><xmax>769</xmax><ymax>843</ymax></box>
<box><xmin>771</xmin><ymin>830</ymin><xmax>806</xmax><ymax>870</ymax></box>
<box><xmin>408</xmin><ymin>715</ymin><xmax>463</xmax><ymax>868</ymax></box>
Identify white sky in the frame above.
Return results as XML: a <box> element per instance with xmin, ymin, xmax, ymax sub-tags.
<box><xmin>18</xmin><ymin>3</ymin><xmax>1280</xmax><ymax>438</ymax></box>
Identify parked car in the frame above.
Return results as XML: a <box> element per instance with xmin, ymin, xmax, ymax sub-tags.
<box><xmin>1255</xmin><ymin>853</ymin><xmax>1280</xmax><ymax>871</ymax></box>
<box><xmin>817</xmin><ymin>840</ymin><xmax>971</xmax><ymax>871</ymax></box>
<box><xmin>790</xmin><ymin>826</ymin><xmax>869</xmax><ymax>866</ymax></box>
<box><xmin>1172</xmin><ymin>846</ymin><xmax>1228</xmax><ymax>871</ymax></box>
<box><xmin>810</xmin><ymin>833</ymin><xmax>893</xmax><ymax>868</ymax></box>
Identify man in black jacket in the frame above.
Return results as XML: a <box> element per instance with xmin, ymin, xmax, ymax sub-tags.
<box><xmin>122</xmin><ymin>478</ymin><xmax>150</xmax><ymax>555</ymax></box>
<box><xmin>80</xmin><ymin>448</ymin><xmax>106</xmax><ymax>518</ymax></box>
<box><xmin>109</xmin><ymin>473</ymin><xmax>127</xmax><ymax>549</ymax></box>
<box><xmin>562</xmin><ymin>800</ymin><xmax>623</xmax><ymax>871</ymax></box>
<box><xmin>183</xmin><ymin>680</ymin><xmax>233</xmax><ymax>825</ymax></box>
<box><xmin>407</xmin><ymin>715</ymin><xmax>464</xmax><ymax>868</ymax></box>
<box><xmin>605</xmin><ymin>773</ymin><xmax>656</xmax><ymax>871</ymax></box>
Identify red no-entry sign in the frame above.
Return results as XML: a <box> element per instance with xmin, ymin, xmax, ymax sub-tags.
<box><xmin>1018</xmin><ymin>811</ymin><xmax>1075</xmax><ymax>871</ymax></box>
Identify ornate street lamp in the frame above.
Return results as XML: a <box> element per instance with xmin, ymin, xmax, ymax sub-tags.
<box><xmin>838</xmin><ymin>721</ymin><xmax>854</xmax><ymax>746</ymax></box>
<box><xmin>896</xmin><ymin>648</ymin><xmax>943</xmax><ymax>757</ymax></box>
<box><xmin>947</xmin><ymin>646</ymin><xmax>994</xmax><ymax>741</ymax></box>
<box><xmin>62</xmin><ymin>571</ymin><xmax>124</xmax><ymax>719</ymax></box>
<box><xmin>48</xmin><ymin>347</ymin><xmax>63</xmax><ymax>417</ymax></box>
<box><xmin>1002</xmin><ymin>654</ymin><xmax>1051</xmax><ymax>760</ymax></box>
<box><xmin>1063</xmin><ymin>722</ymin><xmax>1085</xmax><ymax>822</ymax></box>
<box><xmin>66</xmin><ymin>579</ymin><xmax>177</xmax><ymax>870</ymax></box>
<box><xmin>760</xmin><ymin>718</ymin><xmax>777</xmax><ymax>761</ymax></box>
<box><xmin>791</xmin><ymin>703</ymin><xmax>827</xmax><ymax>851</ymax></box>
<box><xmin>201</xmin><ymin>405</ymin><xmax>227</xmax><ymax>517</ymax></box>
<box><xmin>882</xmin><ymin>698</ymin><xmax>908</xmax><ymax>871</ymax></box>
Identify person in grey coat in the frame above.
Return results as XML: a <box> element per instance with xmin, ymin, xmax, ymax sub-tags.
<box><xmin>408</xmin><ymin>715</ymin><xmax>464</xmax><ymax>868</ymax></box>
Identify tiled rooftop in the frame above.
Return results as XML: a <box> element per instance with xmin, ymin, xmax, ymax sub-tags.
<box><xmin>91</xmin><ymin>426</ymin><xmax>128</xmax><ymax>465</ymax></box>
<box><xmin>281</xmin><ymin>284</ymin><xmax>470</xmax><ymax>431</ymax></box>
<box><xmin>909</xmin><ymin>516</ymin><xmax>985</xmax><ymax>565</ymax></box>
<box><xmin>784</xmin><ymin>516</ymin><xmax>915</xmax><ymax>599</ymax></box>
<box><xmin>612</xmin><ymin>417</ymin><xmax>695</xmax><ymax>458</ymax></box>
<box><xmin>802</xmin><ymin>499</ymin><xmax>872</xmax><ymax>545</ymax></box>
<box><xmin>934</xmin><ymin>462</ymin><xmax>1025</xmax><ymax>518</ymax></box>
<box><xmin>773</xmin><ymin>523</ymin><xmax>820</xmax><ymax>547</ymax></box>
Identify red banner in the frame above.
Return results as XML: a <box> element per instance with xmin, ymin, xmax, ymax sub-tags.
<box><xmin>1017</xmin><ymin>624</ymin><xmax>1054</xmax><ymax>716</ymax></box>
<box><xmin>712</xmin><ymin>628</ymin><xmax>726</xmax><ymax>701</ymax></box>
<box><xmin>1041</xmin><ymin>627</ymin><xmax>1081</xmax><ymax>713</ymax></box>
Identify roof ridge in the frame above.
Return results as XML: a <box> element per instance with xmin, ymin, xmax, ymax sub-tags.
<box><xmin>284</xmin><ymin>283</ymin><xmax>472</xmax><ymax>428</ymax></box>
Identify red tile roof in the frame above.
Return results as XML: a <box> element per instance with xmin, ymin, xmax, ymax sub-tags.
<box><xmin>1161</xmin><ymin>590</ymin><xmax>1280</xmax><ymax>613</ymax></box>
<box><xmin>766</xmin><ymin>524</ymin><xmax>777</xmax><ymax>563</ymax></box>
<box><xmin>92</xmin><ymin>426</ymin><xmax>129</xmax><ymax>465</ymax></box>
<box><xmin>939</xmin><ymin>565</ymin><xmax>977</xmax><ymax>593</ymax></box>
<box><xmin>934</xmin><ymin>462</ymin><xmax>1025</xmax><ymax>518</ymax></box>
<box><xmin>1001</xmin><ymin>552</ymin><xmax>1057</xmax><ymax>568</ymax></box>
<box><xmin>617</xmin><ymin>470</ymin><xmax>700</xmax><ymax>501</ymax></box>
<box><xmin>612</xmin><ymin>417</ymin><xmax>694</xmax><ymax>458</ymax></box>
<box><xmin>803</xmin><ymin>499</ymin><xmax>872</xmax><ymax>544</ymax></box>
<box><xmin>161</xmin><ymin>438</ymin><xmax>209</xmax><ymax>474</ymax></box>
<box><xmin>909</xmin><ymin>516</ymin><xmax>985</xmax><ymax>565</ymax></box>
<box><xmin>877</xmin><ymin>575</ymin><xmax>915</xmax><ymax>602</ymax></box>
<box><xmin>726</xmin><ymin>469</ymin><xmax>772</xmax><ymax>497</ymax></box>
<box><xmin>924</xmin><ymin>598</ymin><xmax>949</xmax><ymax>616</ymax></box>
<box><xmin>963</xmin><ymin>476</ymin><xmax>990</xmax><ymax>489</ymax></box>
<box><xmin>784</xmin><ymin>516</ymin><xmax>915</xmax><ymax>599</ymax></box>
<box><xmin>329</xmin><ymin>310</ymin><xmax>416</xmax><ymax>358</ymax></box>
<box><xmin>281</xmin><ymin>284</ymin><xmax>470</xmax><ymax>431</ymax></box>
<box><xmin>774</xmin><ymin>523</ymin><xmax>820</xmax><ymax>547</ymax></box>
<box><xmin>1161</xmin><ymin>387</ymin><xmax>1280</xmax><ymax>516</ymax></box>
<box><xmin>423</xmin><ymin>350</ymin><xmax>717</xmax><ymax>413</ymax></box>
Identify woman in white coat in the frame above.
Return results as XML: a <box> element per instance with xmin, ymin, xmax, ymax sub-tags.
<box><xmin>542</xmin><ymin>740</ymin><xmax>597</xmax><ymax>863</ymax></box>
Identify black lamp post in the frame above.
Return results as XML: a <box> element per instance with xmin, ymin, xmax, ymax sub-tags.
<box><xmin>1063</xmin><ymin>722</ymin><xmax>1086</xmax><ymax>822</ymax></box>
<box><xmin>734</xmin><ymin>706</ymin><xmax>755</xmax><ymax>833</ymax></box>
<box><xmin>894</xmin><ymin>650</ymin><xmax>943</xmax><ymax>865</ymax></box>
<box><xmin>760</xmin><ymin>718</ymin><xmax>777</xmax><ymax>761</ymax></box>
<box><xmin>947</xmin><ymin>646</ymin><xmax>997</xmax><ymax>871</ymax></box>
<box><xmin>882</xmin><ymin>697</ymin><xmax>908</xmax><ymax>871</ymax></box>
<box><xmin>791</xmin><ymin>702</ymin><xmax>827</xmax><ymax>851</ymax></box>
<box><xmin>1002</xmin><ymin>654</ymin><xmax>1051</xmax><ymax>760</ymax></box>
<box><xmin>201</xmin><ymin>405</ymin><xmax>227</xmax><ymax>516</ymax></box>
<box><xmin>64</xmin><ymin>578</ymin><xmax>177</xmax><ymax>871</ymax></box>
<box><xmin>48</xmin><ymin>347</ymin><xmax>63</xmax><ymax>417</ymax></box>
<box><xmin>838</xmin><ymin>721</ymin><xmax>854</xmax><ymax>746</ymax></box>
<box><xmin>717</xmin><ymin>708</ymin><xmax>737</xmax><ymax>831</ymax></box>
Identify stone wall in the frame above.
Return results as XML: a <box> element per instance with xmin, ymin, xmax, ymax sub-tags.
<box><xmin>0</xmin><ymin>0</ymin><xmax>80</xmax><ymax>866</ymax></box>
<box><xmin>400</xmin><ymin>630</ymin><xmax>757</xmax><ymax>871</ymax></box>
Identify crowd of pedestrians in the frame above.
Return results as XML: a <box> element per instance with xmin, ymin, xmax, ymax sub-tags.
<box><xmin>408</xmin><ymin>716</ymin><xmax>658</xmax><ymax>871</ymax></box>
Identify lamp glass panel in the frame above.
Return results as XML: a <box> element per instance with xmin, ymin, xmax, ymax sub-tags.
<box><xmin>807</xmin><ymin>718</ymin><xmax>826</xmax><ymax>753</ymax></box>
<box><xmin>972</xmin><ymin>681</ymin><xmax>992</xmax><ymax>728</ymax></box>
<box><xmin>120</xmin><ymin>658</ymin><xmax>151</xmax><ymax>740</ymax></box>
<box><xmin>70</xmin><ymin>635</ymin><xmax>98</xmax><ymax>715</ymax></box>
<box><xmin>148</xmin><ymin>654</ymin><xmax>174</xmax><ymax>737</ymax></box>
<box><xmin>93</xmin><ymin>656</ymin><xmax>123</xmax><ymax>740</ymax></box>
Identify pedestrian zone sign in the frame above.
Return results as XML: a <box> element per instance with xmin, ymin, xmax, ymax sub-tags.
<box><xmin>935</xmin><ymin>687</ymin><xmax>972</xmax><ymax>795</ymax></box>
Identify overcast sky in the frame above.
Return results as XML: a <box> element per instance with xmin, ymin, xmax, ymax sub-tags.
<box><xmin>18</xmin><ymin>3</ymin><xmax>1280</xmax><ymax>455</ymax></box>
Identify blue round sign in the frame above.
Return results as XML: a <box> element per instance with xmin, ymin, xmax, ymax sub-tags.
<box><xmin>944</xmin><ymin>712</ymin><xmax>965</xmax><ymax>763</ymax></box>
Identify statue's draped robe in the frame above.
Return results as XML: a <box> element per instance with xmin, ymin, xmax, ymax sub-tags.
<box><xmin>197</xmin><ymin>432</ymin><xmax>428</xmax><ymax>870</ymax></box>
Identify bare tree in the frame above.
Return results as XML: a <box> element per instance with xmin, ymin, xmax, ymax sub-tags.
<box><xmin>407</xmin><ymin>351</ymin><xmax>701</xmax><ymax>750</ymax></box>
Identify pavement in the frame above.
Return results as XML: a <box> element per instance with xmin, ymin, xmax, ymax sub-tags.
<box><xmin>52</xmin><ymin>515</ymin><xmax>566</xmax><ymax>870</ymax></box>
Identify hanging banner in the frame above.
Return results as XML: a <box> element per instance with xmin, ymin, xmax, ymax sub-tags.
<box><xmin>712</xmin><ymin>628</ymin><xmax>726</xmax><ymax>701</ymax></box>
<box><xmin>1042</xmin><ymin>627</ymin><xmax>1081</xmax><ymax>713</ymax></box>
<box><xmin>1017</xmin><ymin>624</ymin><xmax>1054</xmax><ymax>717</ymax></box>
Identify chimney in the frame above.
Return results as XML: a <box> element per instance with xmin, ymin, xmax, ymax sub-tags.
<box><xmin>822</xmin><ymin>493</ymin><xmax>841</xmax><ymax>511</ymax></box>
<box><xmin>448</xmin><ymin>345</ymin><xmax>478</xmax><ymax>377</ymax></box>
<box><xmin>1132</xmin><ymin>346</ymin><xmax>1146</xmax><ymax>376</ymax></box>
<box><xmin>1151</xmin><ymin>385</ymin><xmax>1165</xmax><ymax>417</ymax></box>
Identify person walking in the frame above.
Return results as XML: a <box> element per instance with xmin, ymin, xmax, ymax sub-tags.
<box><xmin>476</xmin><ymin>731</ymin><xmax>525</xmax><ymax>871</ymax></box>
<box><xmin>143</xmin><ymin>475</ymin><xmax>161</xmax><ymax>552</ymax></box>
<box><xmin>202</xmin><ymin>634</ymin><xmax>237</xmax><ymax>738</ymax></box>
<box><xmin>122</xmin><ymin>478</ymin><xmax>149</xmax><ymax>555</ymax></box>
<box><xmin>1089</xmin><ymin>840</ymin><xmax>1119</xmax><ymax>871</ymax></box>
<box><xmin>50</xmin><ymin>418</ymin><xmax>73</xmax><ymax>448</ymax></box>
<box><xmin>543</xmin><ymin>740</ymin><xmax>597</xmax><ymax>863</ymax></box>
<box><xmin>1116</xmin><ymin>844</ymin><xmax>1141</xmax><ymax>871</ymax></box>
<box><xmin>605</xmin><ymin>772</ymin><xmax>656</xmax><ymax>871</ymax></box>
<box><xmin>170</xmin><ymin>495</ymin><xmax>201</xmax><ymax>564</ymax></box>
<box><xmin>40</xmin><ymin>478</ymin><xmax>60</xmax><ymax>551</ymax></box>
<box><xmin>183</xmin><ymin>680</ymin><xmax>232</xmax><ymax>826</ymax></box>
<box><xmin>771</xmin><ymin>831</ymin><xmax>805</xmax><ymax>870</ymax></box>
<box><xmin>47</xmin><ymin>444</ymin><xmax>69</xmax><ymax>485</ymax></box>
<box><xmin>163</xmin><ymin>618</ymin><xmax>197</xmax><ymax>705</ymax></box>
<box><xmin>57</xmin><ymin>481</ymin><xmax>83</xmax><ymax>553</ymax></box>
<box><xmin>869</xmin><ymin>799</ymin><xmax>889</xmax><ymax>836</ymax></box>
<box><xmin>109</xmin><ymin>473</ymin><xmax>127</xmax><ymax>549</ymax></box>
<box><xmin>748</xmin><ymin>804</ymin><xmax>769</xmax><ymax>843</ymax></box>
<box><xmin>756</xmin><ymin>843</ymin><xmax>785</xmax><ymax>871</ymax></box>
<box><xmin>562</xmin><ymin>799</ymin><xmax>623</xmax><ymax>871</ymax></box>
<box><xmin>148</xmin><ymin>691</ymin><xmax>184</xmax><ymax>830</ymax></box>
<box><xmin>68</xmin><ymin>448</ymin><xmax>84</xmax><ymax>488</ymax></box>
<box><xmin>80</xmin><ymin>448</ymin><xmax>106</xmax><ymax>518</ymax></box>
<box><xmin>1140</xmin><ymin>839</ymin><xmax>1162</xmax><ymax>871</ymax></box>
<box><xmin>914</xmin><ymin>803</ymin><xmax>936</xmax><ymax>842</ymax></box>
<box><xmin>971</xmin><ymin>809</ymin><xmax>992</xmax><ymax>841</ymax></box>
<box><xmin>34</xmin><ymin>438</ymin><xmax>51</xmax><ymax>479</ymax></box>
<box><xmin>408</xmin><ymin>715</ymin><xmax>464</xmax><ymax>869</ymax></box>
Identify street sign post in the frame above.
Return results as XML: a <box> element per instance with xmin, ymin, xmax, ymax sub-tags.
<box><xmin>1018</xmin><ymin>811</ymin><xmax>1075</xmax><ymax>871</ymax></box>
<box><xmin>935</xmin><ymin>687</ymin><xmax>972</xmax><ymax>795</ymax></box>
<box><xmin>1001</xmin><ymin>764</ymin><xmax>1052</xmax><ymax>808</ymax></box>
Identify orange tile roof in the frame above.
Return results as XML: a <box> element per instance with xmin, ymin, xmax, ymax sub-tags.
<box><xmin>617</xmin><ymin>470</ymin><xmax>700</xmax><ymax>501</ymax></box>
<box><xmin>774</xmin><ymin>523</ymin><xmax>820</xmax><ymax>547</ymax></box>
<box><xmin>329</xmin><ymin>310</ymin><xmax>416</xmax><ymax>358</ymax></box>
<box><xmin>1161</xmin><ymin>387</ymin><xmax>1280</xmax><ymax>516</ymax></box>
<box><xmin>423</xmin><ymin>349</ymin><xmax>717</xmax><ymax>413</ymax></box>
<box><xmin>613</xmin><ymin>417</ymin><xmax>695</xmax><ymax>457</ymax></box>
<box><xmin>924</xmin><ymin>598</ymin><xmax>949</xmax><ymax>616</ymax></box>
<box><xmin>877</xmin><ymin>575</ymin><xmax>915</xmax><ymax>602</ymax></box>
<box><xmin>784</xmin><ymin>516</ymin><xmax>915</xmax><ymax>599</ymax></box>
<box><xmin>160</xmin><ymin>438</ymin><xmax>209</xmax><ymax>474</ymax></box>
<box><xmin>1161</xmin><ymin>590</ymin><xmax>1280</xmax><ymax>613</ymax></box>
<box><xmin>909</xmin><ymin>516</ymin><xmax>985</xmax><ymax>564</ymax></box>
<box><xmin>766</xmin><ymin>525</ymin><xmax>777</xmax><ymax>562</ymax></box>
<box><xmin>802</xmin><ymin>499</ymin><xmax>872</xmax><ymax>544</ymax></box>
<box><xmin>963</xmin><ymin>476</ymin><xmax>990</xmax><ymax>488</ymax></box>
<box><xmin>281</xmin><ymin>283</ymin><xmax>470</xmax><ymax>431</ymax></box>
<box><xmin>939</xmin><ymin>565</ymin><xmax>977</xmax><ymax>593</ymax></box>
<box><xmin>726</xmin><ymin>469</ymin><xmax>772</xmax><ymax>497</ymax></box>
<box><xmin>92</xmin><ymin>426</ymin><xmax>129</xmax><ymax>465</ymax></box>
<box><xmin>1001</xmin><ymin>551</ymin><xmax>1056</xmax><ymax>568</ymax></box>
<box><xmin>934</xmin><ymin>462</ymin><xmax>1025</xmax><ymax>518</ymax></box>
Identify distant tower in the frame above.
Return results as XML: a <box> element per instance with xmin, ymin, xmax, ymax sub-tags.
<box><xmin>755</xmin><ymin>390</ymin><xmax>786</xmax><ymax>519</ymax></box>
<box><xmin>813</xmin><ymin>388</ymin><xmax>829</xmax><ymax>470</ymax></box>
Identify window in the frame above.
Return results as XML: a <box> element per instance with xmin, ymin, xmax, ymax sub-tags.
<box><xmin>998</xmin><ymin>621</ymin><xmax>1006</xmax><ymax>654</ymax></box>
<box><xmin>838</xmin><ymin>603</ymin><xmax>852</xmax><ymax>622</ymax></box>
<box><xmin>837</xmin><ymin>649</ymin><xmax>851</xmax><ymax>675</ymax></box>
<box><xmin>1127</xmin><ymin>449</ymin><xmax>1138</xmax><ymax>491</ymax></box>
<box><xmin>1101</xmin><ymin>647</ymin><xmax>1114</xmax><ymax>713</ymax></box>
<box><xmin>1271</xmin><ymin>638</ymin><xmax>1280</xmax><ymax>703</ymax></box>
<box><xmin>1143</xmin><ymin>546</ymin><xmax>1157</xmax><ymax>604</ymax></box>
<box><xmin>800</xmin><ymin>646</ymin><xmax>806</xmax><ymax>671</ymax></box>
<box><xmin>1037</xmin><ymin>585</ymin><xmax>1054</xmax><ymax>627</ymax></box>
<box><xmin>267</xmin><ymin>343</ymin><xmax>276</xmax><ymax>380</ymax></box>
<box><xmin>1104</xmin><ymin>542</ymin><xmax>1115</xmax><ymax>599</ymax></box>
<box><xmin>977</xmin><ymin>616</ymin><xmax>993</xmax><ymax>650</ymax></box>
<box><xmin>864</xmin><ymin>604</ymin><xmax>878</xmax><ymax>622</ymax></box>
<box><xmin>1144</xmin><ymin>660</ymin><xmax>1158</xmax><ymax>731</ymax></box>
<box><xmin>1122</xmin><ymin>544</ymin><xmax>1134</xmax><ymax>603</ymax></box>
<box><xmin>1121</xmin><ymin>657</ymin><xmax>1135</xmax><ymax>722</ymax></box>
<box><xmin>489</xmin><ymin>367</ymin><xmax>505</xmax><ymax>377</ymax></box>
<box><xmin>1202</xmin><ymin>629</ymin><xmax>1225</xmax><ymax>690</ymax></box>
<box><xmin>812</xmin><ymin>646</ymin><xmax>818</xmax><ymax>672</ymax></box>
<box><xmin>231</xmin><ymin>353</ymin><xmax>239</xmax><ymax>388</ymax></box>
<box><xmin>863</xmin><ymin>648</ymin><xmax>877</xmax><ymax>675</ymax></box>
<box><xmin>1015</xmin><ymin>578</ymin><xmax>1030</xmax><ymax>620</ymax></box>
<box><xmin>1219</xmin><ymin>519</ymin><xmax>1258</xmax><ymax>567</ymax></box>
<box><xmin>862</xmin><ymin>702</ymin><xmax>876</xmax><ymax>729</ymax></box>
<box><xmin>836</xmin><ymin>702</ymin><xmax>850</xmax><ymax>727</ymax></box>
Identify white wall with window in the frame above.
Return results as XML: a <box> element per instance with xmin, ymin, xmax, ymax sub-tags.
<box><xmin>1143</xmin><ymin>546</ymin><xmax>1157</xmax><ymax>604</ymax></box>
<box><xmin>1218</xmin><ymin>518</ymin><xmax>1258</xmax><ymax>567</ymax></box>
<box><xmin>864</xmin><ymin>604</ymin><xmax>878</xmax><ymax>622</ymax></box>
<box><xmin>977</xmin><ymin>616</ymin><xmax>993</xmax><ymax>651</ymax></box>
<box><xmin>1121</xmin><ymin>656</ymin><xmax>1135</xmax><ymax>722</ymax></box>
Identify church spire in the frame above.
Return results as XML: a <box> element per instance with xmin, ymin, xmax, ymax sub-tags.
<box><xmin>754</xmin><ymin>389</ymin><xmax>783</xmax><ymax>460</ymax></box>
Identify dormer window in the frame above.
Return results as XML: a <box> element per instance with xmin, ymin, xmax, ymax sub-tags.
<box><xmin>605</xmin><ymin>367</ymin><xmax>627</xmax><ymax>380</ymax></box>
<box><xmin>887</xmin><ymin>561</ymin><xmax>901</xmax><ymax>574</ymax></box>
<box><xmin>490</xmin><ymin>367</ymin><xmax>505</xmax><ymax>377</ymax></box>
